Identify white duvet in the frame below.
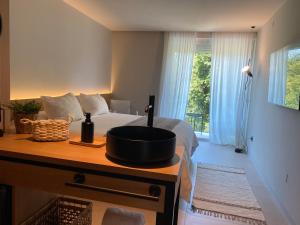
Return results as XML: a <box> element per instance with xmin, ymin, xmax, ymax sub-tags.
<box><xmin>69</xmin><ymin>112</ymin><xmax>198</xmax><ymax>202</ymax></box>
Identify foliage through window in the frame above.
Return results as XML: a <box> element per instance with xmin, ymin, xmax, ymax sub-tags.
<box><xmin>185</xmin><ymin>51</ymin><xmax>211</xmax><ymax>133</ymax></box>
<box><xmin>285</xmin><ymin>48</ymin><xmax>300</xmax><ymax>109</ymax></box>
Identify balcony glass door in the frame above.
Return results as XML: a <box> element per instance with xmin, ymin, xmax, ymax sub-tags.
<box><xmin>185</xmin><ymin>38</ymin><xmax>211</xmax><ymax>137</ymax></box>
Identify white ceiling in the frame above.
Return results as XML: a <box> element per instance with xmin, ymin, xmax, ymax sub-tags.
<box><xmin>64</xmin><ymin>0</ymin><xmax>286</xmax><ymax>32</ymax></box>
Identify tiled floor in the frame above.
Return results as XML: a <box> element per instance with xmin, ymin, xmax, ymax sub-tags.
<box><xmin>181</xmin><ymin>139</ymin><xmax>290</xmax><ymax>225</ymax></box>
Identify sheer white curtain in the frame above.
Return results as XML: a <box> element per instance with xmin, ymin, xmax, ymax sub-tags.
<box><xmin>210</xmin><ymin>33</ymin><xmax>256</xmax><ymax>147</ymax></box>
<box><xmin>268</xmin><ymin>47</ymin><xmax>289</xmax><ymax>105</ymax></box>
<box><xmin>158</xmin><ymin>32</ymin><xmax>197</xmax><ymax>119</ymax></box>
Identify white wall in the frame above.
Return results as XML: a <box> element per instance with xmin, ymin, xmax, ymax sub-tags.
<box><xmin>9</xmin><ymin>1</ymin><xmax>112</xmax><ymax>223</ymax></box>
<box><xmin>247</xmin><ymin>0</ymin><xmax>300</xmax><ymax>224</ymax></box>
<box><xmin>111</xmin><ymin>32</ymin><xmax>164</xmax><ymax>115</ymax></box>
<box><xmin>10</xmin><ymin>0</ymin><xmax>112</xmax><ymax>100</ymax></box>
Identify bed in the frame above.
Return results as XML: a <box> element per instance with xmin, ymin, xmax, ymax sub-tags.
<box><xmin>69</xmin><ymin>112</ymin><xmax>199</xmax><ymax>203</ymax></box>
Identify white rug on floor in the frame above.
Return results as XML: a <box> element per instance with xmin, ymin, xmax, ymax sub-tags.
<box><xmin>192</xmin><ymin>163</ymin><xmax>267</xmax><ymax>225</ymax></box>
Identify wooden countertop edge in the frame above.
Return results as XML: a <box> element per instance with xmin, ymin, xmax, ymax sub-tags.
<box><xmin>0</xmin><ymin>148</ymin><xmax>182</xmax><ymax>182</ymax></box>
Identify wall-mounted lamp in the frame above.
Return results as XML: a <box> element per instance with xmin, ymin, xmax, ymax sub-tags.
<box><xmin>242</xmin><ymin>65</ymin><xmax>253</xmax><ymax>77</ymax></box>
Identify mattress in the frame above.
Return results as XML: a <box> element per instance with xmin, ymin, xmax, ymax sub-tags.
<box><xmin>69</xmin><ymin>112</ymin><xmax>198</xmax><ymax>202</ymax></box>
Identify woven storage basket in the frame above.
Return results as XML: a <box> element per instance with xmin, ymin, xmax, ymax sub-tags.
<box><xmin>21</xmin><ymin>197</ymin><xmax>92</xmax><ymax>225</ymax></box>
<box><xmin>20</xmin><ymin>118</ymin><xmax>70</xmax><ymax>141</ymax></box>
<box><xmin>14</xmin><ymin>113</ymin><xmax>37</xmax><ymax>134</ymax></box>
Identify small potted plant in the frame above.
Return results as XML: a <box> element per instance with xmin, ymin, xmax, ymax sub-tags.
<box><xmin>9</xmin><ymin>101</ymin><xmax>42</xmax><ymax>134</ymax></box>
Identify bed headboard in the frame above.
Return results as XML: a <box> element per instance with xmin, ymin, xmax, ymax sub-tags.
<box><xmin>10</xmin><ymin>93</ymin><xmax>112</xmax><ymax>111</ymax></box>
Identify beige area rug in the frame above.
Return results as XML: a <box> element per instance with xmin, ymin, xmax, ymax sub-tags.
<box><xmin>192</xmin><ymin>163</ymin><xmax>267</xmax><ymax>225</ymax></box>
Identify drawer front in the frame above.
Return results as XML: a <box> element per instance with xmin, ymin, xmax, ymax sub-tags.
<box><xmin>0</xmin><ymin>160</ymin><xmax>166</xmax><ymax>212</ymax></box>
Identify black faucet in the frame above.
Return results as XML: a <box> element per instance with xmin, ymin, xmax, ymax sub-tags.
<box><xmin>145</xmin><ymin>95</ymin><xmax>155</xmax><ymax>127</ymax></box>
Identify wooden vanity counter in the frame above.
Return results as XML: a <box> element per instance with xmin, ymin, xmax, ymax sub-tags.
<box><xmin>0</xmin><ymin>134</ymin><xmax>183</xmax><ymax>225</ymax></box>
<box><xmin>0</xmin><ymin>134</ymin><xmax>183</xmax><ymax>182</ymax></box>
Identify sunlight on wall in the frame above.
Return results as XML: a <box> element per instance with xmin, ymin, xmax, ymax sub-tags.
<box><xmin>63</xmin><ymin>0</ymin><xmax>107</xmax><ymax>27</ymax></box>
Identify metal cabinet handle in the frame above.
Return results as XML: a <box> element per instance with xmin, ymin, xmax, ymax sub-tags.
<box><xmin>65</xmin><ymin>181</ymin><xmax>160</xmax><ymax>202</ymax></box>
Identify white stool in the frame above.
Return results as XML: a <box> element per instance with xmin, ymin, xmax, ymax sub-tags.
<box><xmin>110</xmin><ymin>100</ymin><xmax>131</xmax><ymax>114</ymax></box>
<box><xmin>102</xmin><ymin>208</ymin><xmax>145</xmax><ymax>225</ymax></box>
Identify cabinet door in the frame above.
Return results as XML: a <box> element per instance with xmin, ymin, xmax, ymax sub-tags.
<box><xmin>0</xmin><ymin>185</ymin><xmax>12</xmax><ymax>225</ymax></box>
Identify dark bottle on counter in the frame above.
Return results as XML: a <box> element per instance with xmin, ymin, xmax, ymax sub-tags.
<box><xmin>81</xmin><ymin>113</ymin><xmax>94</xmax><ymax>143</ymax></box>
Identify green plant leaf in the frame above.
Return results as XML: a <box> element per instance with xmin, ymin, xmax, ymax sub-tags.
<box><xmin>9</xmin><ymin>100</ymin><xmax>41</xmax><ymax>115</ymax></box>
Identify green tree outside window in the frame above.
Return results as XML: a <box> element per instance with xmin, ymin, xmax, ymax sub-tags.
<box><xmin>185</xmin><ymin>52</ymin><xmax>211</xmax><ymax>133</ymax></box>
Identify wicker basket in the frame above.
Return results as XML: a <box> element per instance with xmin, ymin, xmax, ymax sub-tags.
<box><xmin>21</xmin><ymin>197</ymin><xmax>92</xmax><ymax>225</ymax></box>
<box><xmin>20</xmin><ymin>118</ymin><xmax>70</xmax><ymax>142</ymax></box>
<box><xmin>14</xmin><ymin>113</ymin><xmax>37</xmax><ymax>134</ymax></box>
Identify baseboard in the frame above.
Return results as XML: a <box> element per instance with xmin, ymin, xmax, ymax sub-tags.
<box><xmin>250</xmin><ymin>158</ymin><xmax>296</xmax><ymax>225</ymax></box>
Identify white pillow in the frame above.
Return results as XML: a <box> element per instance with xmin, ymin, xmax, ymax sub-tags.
<box><xmin>37</xmin><ymin>111</ymin><xmax>48</xmax><ymax>120</ymax></box>
<box><xmin>41</xmin><ymin>93</ymin><xmax>84</xmax><ymax>121</ymax></box>
<box><xmin>78</xmin><ymin>93</ymin><xmax>109</xmax><ymax>115</ymax></box>
<box><xmin>110</xmin><ymin>100</ymin><xmax>131</xmax><ymax>114</ymax></box>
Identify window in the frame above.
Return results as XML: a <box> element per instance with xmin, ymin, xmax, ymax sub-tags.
<box><xmin>185</xmin><ymin>38</ymin><xmax>212</xmax><ymax>136</ymax></box>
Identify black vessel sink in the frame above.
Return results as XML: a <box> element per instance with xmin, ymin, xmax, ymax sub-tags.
<box><xmin>106</xmin><ymin>126</ymin><xmax>176</xmax><ymax>165</ymax></box>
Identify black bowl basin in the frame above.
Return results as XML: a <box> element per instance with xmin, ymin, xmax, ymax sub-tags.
<box><xmin>106</xmin><ymin>126</ymin><xmax>176</xmax><ymax>165</ymax></box>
